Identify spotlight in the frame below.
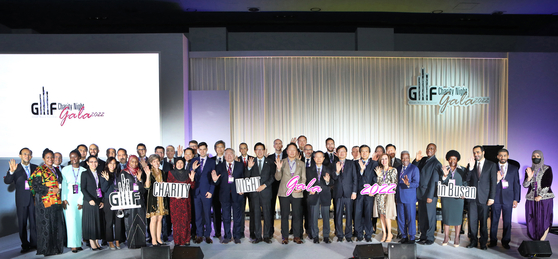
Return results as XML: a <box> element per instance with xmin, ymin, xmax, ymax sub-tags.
<box><xmin>248</xmin><ymin>7</ymin><xmax>260</xmax><ymax>12</ymax></box>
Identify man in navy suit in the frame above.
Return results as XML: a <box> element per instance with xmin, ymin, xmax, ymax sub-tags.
<box><xmin>331</xmin><ymin>145</ymin><xmax>357</xmax><ymax>242</ymax></box>
<box><xmin>412</xmin><ymin>143</ymin><xmax>442</xmax><ymax>245</ymax></box>
<box><xmin>246</xmin><ymin>142</ymin><xmax>275</xmax><ymax>244</ymax></box>
<box><xmin>192</xmin><ymin>142</ymin><xmax>216</xmax><ymax>244</ymax></box>
<box><xmin>215</xmin><ymin>148</ymin><xmax>245</xmax><ymax>244</ymax></box>
<box><xmin>322</xmin><ymin>138</ymin><xmax>339</xmax><ymax>234</ymax></box>
<box><xmin>353</xmin><ymin>145</ymin><xmax>378</xmax><ymax>242</ymax></box>
<box><xmin>238</xmin><ymin>142</ymin><xmax>255</xmax><ymax>240</ymax></box>
<box><xmin>266</xmin><ymin>138</ymin><xmax>284</xmax><ymax>237</ymax></box>
<box><xmin>466</xmin><ymin>145</ymin><xmax>497</xmax><ymax>250</ymax></box>
<box><xmin>489</xmin><ymin>149</ymin><xmax>520</xmax><ymax>249</ymax></box>
<box><xmin>307</xmin><ymin>151</ymin><xmax>334</xmax><ymax>244</ymax></box>
<box><xmin>396</xmin><ymin>151</ymin><xmax>420</xmax><ymax>244</ymax></box>
<box><xmin>4</xmin><ymin>148</ymin><xmax>38</xmax><ymax>253</ymax></box>
<box><xmin>301</xmin><ymin>144</ymin><xmax>314</xmax><ymax>238</ymax></box>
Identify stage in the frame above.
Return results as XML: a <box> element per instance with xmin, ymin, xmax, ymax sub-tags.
<box><xmin>1</xmin><ymin>220</ymin><xmax>555</xmax><ymax>259</ymax></box>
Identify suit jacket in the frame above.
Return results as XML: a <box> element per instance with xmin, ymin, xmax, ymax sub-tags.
<box><xmin>331</xmin><ymin>159</ymin><xmax>358</xmax><ymax>199</ymax></box>
<box><xmin>412</xmin><ymin>156</ymin><xmax>442</xmax><ymax>201</ymax></box>
<box><xmin>4</xmin><ymin>163</ymin><xmax>38</xmax><ymax>207</ymax></box>
<box><xmin>354</xmin><ymin>158</ymin><xmax>378</xmax><ymax>197</ymax></box>
<box><xmin>160</xmin><ymin>160</ymin><xmax>172</xmax><ymax>175</ymax></box>
<box><xmin>79</xmin><ymin>158</ymin><xmax>105</xmax><ymax>172</ymax></box>
<box><xmin>238</xmin><ymin>155</ymin><xmax>254</xmax><ymax>168</ymax></box>
<box><xmin>193</xmin><ymin>156</ymin><xmax>216</xmax><ymax>198</ymax></box>
<box><xmin>392</xmin><ymin>158</ymin><xmax>402</xmax><ymax>170</ymax></box>
<box><xmin>323</xmin><ymin>152</ymin><xmax>340</xmax><ymax>168</ymax></box>
<box><xmin>164</xmin><ymin>157</ymin><xmax>176</xmax><ymax>170</ymax></box>
<box><xmin>245</xmin><ymin>157</ymin><xmax>275</xmax><ymax>198</ymax></box>
<box><xmin>215</xmin><ymin>160</ymin><xmax>245</xmax><ymax>203</ymax></box>
<box><xmin>303</xmin><ymin>156</ymin><xmax>315</xmax><ymax>168</ymax></box>
<box><xmin>395</xmin><ymin>164</ymin><xmax>420</xmax><ymax>204</ymax></box>
<box><xmin>466</xmin><ymin>159</ymin><xmax>498</xmax><ymax>204</ymax></box>
<box><xmin>306</xmin><ymin>164</ymin><xmax>334</xmax><ymax>206</ymax></box>
<box><xmin>494</xmin><ymin>163</ymin><xmax>521</xmax><ymax>205</ymax></box>
<box><xmin>81</xmin><ymin>169</ymin><xmax>102</xmax><ymax>204</ymax></box>
<box><xmin>275</xmin><ymin>158</ymin><xmax>306</xmax><ymax>198</ymax></box>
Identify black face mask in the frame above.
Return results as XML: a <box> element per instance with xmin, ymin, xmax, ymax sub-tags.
<box><xmin>532</xmin><ymin>158</ymin><xmax>542</xmax><ymax>164</ymax></box>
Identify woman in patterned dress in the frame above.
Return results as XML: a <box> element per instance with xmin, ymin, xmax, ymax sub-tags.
<box><xmin>168</xmin><ymin>155</ymin><xmax>196</xmax><ymax>246</ymax></box>
<box><xmin>144</xmin><ymin>154</ymin><xmax>169</xmax><ymax>246</ymax></box>
<box><xmin>373</xmin><ymin>153</ymin><xmax>398</xmax><ymax>242</ymax></box>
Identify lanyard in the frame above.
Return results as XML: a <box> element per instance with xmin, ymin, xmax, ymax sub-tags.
<box><xmin>72</xmin><ymin>167</ymin><xmax>80</xmax><ymax>184</ymax></box>
<box><xmin>289</xmin><ymin>160</ymin><xmax>296</xmax><ymax>175</ymax></box>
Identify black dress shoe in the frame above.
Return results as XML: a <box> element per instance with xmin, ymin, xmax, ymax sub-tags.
<box><xmin>425</xmin><ymin>240</ymin><xmax>434</xmax><ymax>245</ymax></box>
<box><xmin>396</xmin><ymin>233</ymin><xmax>402</xmax><ymax>239</ymax></box>
<box><xmin>487</xmin><ymin>242</ymin><xmax>497</xmax><ymax>248</ymax></box>
<box><xmin>307</xmin><ymin>235</ymin><xmax>313</xmax><ymax>240</ymax></box>
<box><xmin>252</xmin><ymin>238</ymin><xmax>262</xmax><ymax>244</ymax></box>
<box><xmin>356</xmin><ymin>237</ymin><xmax>363</xmax><ymax>242</ymax></box>
<box><xmin>480</xmin><ymin>245</ymin><xmax>487</xmax><ymax>250</ymax></box>
<box><xmin>365</xmin><ymin>237</ymin><xmax>372</xmax><ymax>242</ymax></box>
<box><xmin>502</xmin><ymin>243</ymin><xmax>510</xmax><ymax>249</ymax></box>
<box><xmin>234</xmin><ymin>238</ymin><xmax>241</xmax><ymax>244</ymax></box>
<box><xmin>346</xmin><ymin>237</ymin><xmax>353</xmax><ymax>243</ymax></box>
<box><xmin>222</xmin><ymin>238</ymin><xmax>231</xmax><ymax>244</ymax></box>
<box><xmin>213</xmin><ymin>234</ymin><xmax>221</xmax><ymax>238</ymax></box>
<box><xmin>205</xmin><ymin>237</ymin><xmax>213</xmax><ymax>244</ymax></box>
<box><xmin>72</xmin><ymin>249</ymin><xmax>78</xmax><ymax>253</ymax></box>
<box><xmin>76</xmin><ymin>247</ymin><xmax>83</xmax><ymax>251</ymax></box>
<box><xmin>399</xmin><ymin>238</ymin><xmax>408</xmax><ymax>243</ymax></box>
<box><xmin>263</xmin><ymin>237</ymin><xmax>272</xmax><ymax>244</ymax></box>
<box><xmin>324</xmin><ymin>237</ymin><xmax>331</xmax><ymax>244</ymax></box>
<box><xmin>467</xmin><ymin>243</ymin><xmax>478</xmax><ymax>248</ymax></box>
<box><xmin>20</xmin><ymin>248</ymin><xmax>30</xmax><ymax>254</ymax></box>
<box><xmin>313</xmin><ymin>237</ymin><xmax>319</xmax><ymax>244</ymax></box>
<box><xmin>337</xmin><ymin>237</ymin><xmax>344</xmax><ymax>242</ymax></box>
<box><xmin>417</xmin><ymin>239</ymin><xmax>427</xmax><ymax>245</ymax></box>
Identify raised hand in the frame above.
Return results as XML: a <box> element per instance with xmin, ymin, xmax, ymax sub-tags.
<box><xmin>336</xmin><ymin>162</ymin><xmax>342</xmax><ymax>173</ymax></box>
<box><xmin>8</xmin><ymin>159</ymin><xmax>17</xmax><ymax>173</ymax></box>
<box><xmin>497</xmin><ymin>171</ymin><xmax>503</xmax><ymax>182</ymax></box>
<box><xmin>468</xmin><ymin>156</ymin><xmax>476</xmax><ymax>169</ymax></box>
<box><xmin>372</xmin><ymin>152</ymin><xmax>380</xmax><ymax>161</ymax></box>
<box><xmin>403</xmin><ymin>175</ymin><xmax>410</xmax><ymax>186</ymax></box>
<box><xmin>144</xmin><ymin>165</ymin><xmax>151</xmax><ymax>176</ymax></box>
<box><xmin>374</xmin><ymin>166</ymin><xmax>381</xmax><ymax>176</ymax></box>
<box><xmin>211</xmin><ymin>170</ymin><xmax>220</xmax><ymax>182</ymax></box>
<box><xmin>442</xmin><ymin>166</ymin><xmax>449</xmax><ymax>177</ymax></box>
<box><xmin>526</xmin><ymin>167</ymin><xmax>534</xmax><ymax>180</ymax></box>
<box><xmin>189</xmin><ymin>170</ymin><xmax>195</xmax><ymax>181</ymax></box>
<box><xmin>416</xmin><ymin>150</ymin><xmax>423</xmax><ymax>162</ymax></box>
<box><xmin>101</xmin><ymin>171</ymin><xmax>110</xmax><ymax>181</ymax></box>
<box><xmin>177</xmin><ymin>145</ymin><xmax>184</xmax><ymax>157</ymax></box>
<box><xmin>290</xmin><ymin>137</ymin><xmax>297</xmax><ymax>143</ymax></box>
<box><xmin>274</xmin><ymin>157</ymin><xmax>283</xmax><ymax>171</ymax></box>
<box><xmin>324</xmin><ymin>173</ymin><xmax>330</xmax><ymax>182</ymax></box>
<box><xmin>247</xmin><ymin>157</ymin><xmax>255</xmax><ymax>168</ymax></box>
<box><xmin>191</xmin><ymin>160</ymin><xmax>200</xmax><ymax>170</ymax></box>
<box><xmin>358</xmin><ymin>159</ymin><xmax>365</xmax><ymax>171</ymax></box>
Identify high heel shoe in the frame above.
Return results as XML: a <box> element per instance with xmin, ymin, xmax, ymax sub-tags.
<box><xmin>385</xmin><ymin>234</ymin><xmax>393</xmax><ymax>243</ymax></box>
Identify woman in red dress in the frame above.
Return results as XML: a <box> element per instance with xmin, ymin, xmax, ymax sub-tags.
<box><xmin>168</xmin><ymin>152</ymin><xmax>196</xmax><ymax>246</ymax></box>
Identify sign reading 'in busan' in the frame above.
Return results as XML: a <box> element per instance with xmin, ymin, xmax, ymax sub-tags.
<box><xmin>407</xmin><ymin>68</ymin><xmax>490</xmax><ymax>114</ymax></box>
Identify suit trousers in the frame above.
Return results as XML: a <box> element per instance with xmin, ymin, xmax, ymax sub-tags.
<box><xmin>354</xmin><ymin>195</ymin><xmax>374</xmax><ymax>239</ymax></box>
<box><xmin>469</xmin><ymin>199</ymin><xmax>489</xmax><ymax>245</ymax></box>
<box><xmin>17</xmin><ymin>204</ymin><xmax>37</xmax><ymax>249</ymax></box>
<box><xmin>221</xmin><ymin>196</ymin><xmax>243</xmax><ymax>240</ymax></box>
<box><xmin>212</xmin><ymin>189</ymin><xmax>222</xmax><ymax>236</ymax></box>
<box><xmin>279</xmin><ymin>196</ymin><xmax>302</xmax><ymax>239</ymax></box>
<box><xmin>490</xmin><ymin>203</ymin><xmax>513</xmax><ymax>244</ymax></box>
<box><xmin>194</xmin><ymin>196</ymin><xmax>213</xmax><ymax>237</ymax></box>
<box><xmin>397</xmin><ymin>202</ymin><xmax>416</xmax><ymax>240</ymax></box>
<box><xmin>309</xmin><ymin>199</ymin><xmax>330</xmax><ymax>239</ymax></box>
<box><xmin>335</xmin><ymin>197</ymin><xmax>353</xmax><ymax>239</ymax></box>
<box><xmin>251</xmin><ymin>192</ymin><xmax>272</xmax><ymax>239</ymax></box>
<box><xmin>418</xmin><ymin>198</ymin><xmax>437</xmax><ymax>242</ymax></box>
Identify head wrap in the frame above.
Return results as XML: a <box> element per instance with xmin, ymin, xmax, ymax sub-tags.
<box><xmin>124</xmin><ymin>155</ymin><xmax>140</xmax><ymax>176</ymax></box>
<box><xmin>531</xmin><ymin>150</ymin><xmax>545</xmax><ymax>172</ymax></box>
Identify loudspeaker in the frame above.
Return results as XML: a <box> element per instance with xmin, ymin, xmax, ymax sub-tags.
<box><xmin>518</xmin><ymin>240</ymin><xmax>552</xmax><ymax>257</ymax></box>
<box><xmin>353</xmin><ymin>244</ymin><xmax>384</xmax><ymax>259</ymax></box>
<box><xmin>173</xmin><ymin>246</ymin><xmax>204</xmax><ymax>259</ymax></box>
<box><xmin>141</xmin><ymin>246</ymin><xmax>171</xmax><ymax>259</ymax></box>
<box><xmin>388</xmin><ymin>243</ymin><xmax>417</xmax><ymax>259</ymax></box>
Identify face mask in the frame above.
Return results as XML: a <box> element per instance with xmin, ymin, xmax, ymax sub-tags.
<box><xmin>532</xmin><ymin>158</ymin><xmax>542</xmax><ymax>164</ymax></box>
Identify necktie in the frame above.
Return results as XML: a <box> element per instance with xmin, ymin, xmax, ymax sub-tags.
<box><xmin>318</xmin><ymin>167</ymin><xmax>321</xmax><ymax>179</ymax></box>
<box><xmin>200</xmin><ymin>158</ymin><xmax>205</xmax><ymax>171</ymax></box>
<box><xmin>402</xmin><ymin>166</ymin><xmax>406</xmax><ymax>178</ymax></box>
<box><xmin>341</xmin><ymin>161</ymin><xmax>345</xmax><ymax>172</ymax></box>
<box><xmin>501</xmin><ymin>165</ymin><xmax>505</xmax><ymax>178</ymax></box>
<box><xmin>219</xmin><ymin>158</ymin><xmax>222</xmax><ymax>164</ymax></box>
<box><xmin>306</xmin><ymin>159</ymin><xmax>310</xmax><ymax>167</ymax></box>
<box><xmin>24</xmin><ymin>165</ymin><xmax>30</xmax><ymax>178</ymax></box>
<box><xmin>477</xmin><ymin>161</ymin><xmax>481</xmax><ymax>178</ymax></box>
<box><xmin>228</xmin><ymin>163</ymin><xmax>232</xmax><ymax>176</ymax></box>
<box><xmin>329</xmin><ymin>153</ymin><xmax>333</xmax><ymax>163</ymax></box>
<box><xmin>243</xmin><ymin>158</ymin><xmax>247</xmax><ymax>167</ymax></box>
<box><xmin>258</xmin><ymin>159</ymin><xmax>262</xmax><ymax>172</ymax></box>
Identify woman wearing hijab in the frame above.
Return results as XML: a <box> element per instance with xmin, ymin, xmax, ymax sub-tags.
<box><xmin>29</xmin><ymin>148</ymin><xmax>66</xmax><ymax>256</ymax></box>
<box><xmin>440</xmin><ymin>150</ymin><xmax>467</xmax><ymax>247</ymax></box>
<box><xmin>373</xmin><ymin>153</ymin><xmax>398</xmax><ymax>242</ymax></box>
<box><xmin>144</xmin><ymin>154</ymin><xmax>169</xmax><ymax>246</ymax></box>
<box><xmin>61</xmin><ymin>149</ymin><xmax>86</xmax><ymax>253</ymax></box>
<box><xmin>167</xmin><ymin>156</ymin><xmax>196</xmax><ymax>246</ymax></box>
<box><xmin>100</xmin><ymin>157</ymin><xmax>126</xmax><ymax>250</ymax></box>
<box><xmin>81</xmin><ymin>156</ymin><xmax>104</xmax><ymax>250</ymax></box>
<box><xmin>523</xmin><ymin>150</ymin><xmax>554</xmax><ymax>241</ymax></box>
<box><xmin>119</xmin><ymin>155</ymin><xmax>147</xmax><ymax>249</ymax></box>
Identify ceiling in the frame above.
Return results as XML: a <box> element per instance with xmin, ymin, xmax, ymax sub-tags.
<box><xmin>0</xmin><ymin>0</ymin><xmax>557</xmax><ymax>35</ymax></box>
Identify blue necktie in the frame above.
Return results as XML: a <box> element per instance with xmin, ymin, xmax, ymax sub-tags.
<box><xmin>24</xmin><ymin>165</ymin><xmax>30</xmax><ymax>178</ymax></box>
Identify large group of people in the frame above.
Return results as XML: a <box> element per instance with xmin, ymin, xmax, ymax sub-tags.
<box><xmin>3</xmin><ymin>137</ymin><xmax>553</xmax><ymax>256</ymax></box>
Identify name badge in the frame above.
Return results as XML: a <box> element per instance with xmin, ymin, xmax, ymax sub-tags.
<box><xmin>449</xmin><ymin>179</ymin><xmax>456</xmax><ymax>186</ymax></box>
<box><xmin>133</xmin><ymin>183</ymin><xmax>139</xmax><ymax>192</ymax></box>
<box><xmin>228</xmin><ymin>175</ymin><xmax>234</xmax><ymax>183</ymax></box>
<box><xmin>72</xmin><ymin>184</ymin><xmax>79</xmax><ymax>194</ymax></box>
<box><xmin>24</xmin><ymin>180</ymin><xmax>30</xmax><ymax>190</ymax></box>
<box><xmin>96</xmin><ymin>188</ymin><xmax>103</xmax><ymax>198</ymax></box>
<box><xmin>502</xmin><ymin>179</ymin><xmax>509</xmax><ymax>189</ymax></box>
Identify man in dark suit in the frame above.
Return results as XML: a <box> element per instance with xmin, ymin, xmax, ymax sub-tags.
<box><xmin>238</xmin><ymin>142</ymin><xmax>255</xmax><ymax>239</ymax></box>
<box><xmin>165</xmin><ymin>145</ymin><xmax>177</xmax><ymax>170</ymax></box>
<box><xmin>307</xmin><ymin>151</ymin><xmax>334</xmax><ymax>244</ymax></box>
<box><xmin>155</xmin><ymin>146</ymin><xmax>172</xmax><ymax>241</ymax></box>
<box><xmin>192</xmin><ymin>142</ymin><xmax>216</xmax><ymax>244</ymax></box>
<box><xmin>386</xmin><ymin>144</ymin><xmax>402</xmax><ymax>169</ymax></box>
<box><xmin>354</xmin><ymin>145</ymin><xmax>378</xmax><ymax>242</ymax></box>
<box><xmin>53</xmin><ymin>152</ymin><xmax>64</xmax><ymax>172</ymax></box>
<box><xmin>489</xmin><ymin>149</ymin><xmax>521</xmax><ymax>249</ymax></box>
<box><xmin>214</xmin><ymin>148</ymin><xmax>245</xmax><ymax>244</ymax></box>
<box><xmin>322</xmin><ymin>138</ymin><xmax>339</xmax><ymax>234</ymax></box>
<box><xmin>106</xmin><ymin>148</ymin><xmax>116</xmax><ymax>159</ymax></box>
<box><xmin>466</xmin><ymin>145</ymin><xmax>497</xmax><ymax>250</ymax></box>
<box><xmin>266</xmin><ymin>138</ymin><xmax>284</xmax><ymax>237</ymax></box>
<box><xmin>210</xmin><ymin>140</ymin><xmax>226</xmax><ymax>239</ymax></box>
<box><xmin>296</xmin><ymin>135</ymin><xmax>308</xmax><ymax>159</ymax></box>
<box><xmin>245</xmin><ymin>143</ymin><xmax>274</xmax><ymax>244</ymax></box>
<box><xmin>136</xmin><ymin>143</ymin><xmax>148</xmax><ymax>164</ymax></box>
<box><xmin>301</xmin><ymin>144</ymin><xmax>314</xmax><ymax>238</ymax></box>
<box><xmin>396</xmin><ymin>151</ymin><xmax>420</xmax><ymax>244</ymax></box>
<box><xmin>155</xmin><ymin>146</ymin><xmax>172</xmax><ymax>173</ymax></box>
<box><xmin>412</xmin><ymin>143</ymin><xmax>442</xmax><ymax>245</ymax></box>
<box><xmin>4</xmin><ymin>148</ymin><xmax>38</xmax><ymax>253</ymax></box>
<box><xmin>89</xmin><ymin>144</ymin><xmax>106</xmax><ymax>171</ymax></box>
<box><xmin>189</xmin><ymin>140</ymin><xmax>199</xmax><ymax>158</ymax></box>
<box><xmin>116</xmin><ymin>148</ymin><xmax>128</xmax><ymax>173</ymax></box>
<box><xmin>331</xmin><ymin>145</ymin><xmax>357</xmax><ymax>242</ymax></box>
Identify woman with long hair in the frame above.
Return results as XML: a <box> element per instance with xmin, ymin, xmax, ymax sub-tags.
<box><xmin>100</xmin><ymin>157</ymin><xmax>126</xmax><ymax>249</ymax></box>
<box><xmin>144</xmin><ymin>154</ymin><xmax>169</xmax><ymax>246</ymax></box>
<box><xmin>373</xmin><ymin>153</ymin><xmax>397</xmax><ymax>242</ymax></box>
<box><xmin>81</xmin><ymin>156</ymin><xmax>104</xmax><ymax>250</ymax></box>
<box><xmin>61</xmin><ymin>149</ymin><xmax>86</xmax><ymax>253</ymax></box>
<box><xmin>29</xmin><ymin>148</ymin><xmax>66</xmax><ymax>256</ymax></box>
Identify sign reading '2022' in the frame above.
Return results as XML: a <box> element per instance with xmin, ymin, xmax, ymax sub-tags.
<box><xmin>407</xmin><ymin>68</ymin><xmax>490</xmax><ymax>114</ymax></box>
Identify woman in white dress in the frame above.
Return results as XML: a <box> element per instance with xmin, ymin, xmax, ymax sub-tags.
<box><xmin>61</xmin><ymin>149</ymin><xmax>86</xmax><ymax>253</ymax></box>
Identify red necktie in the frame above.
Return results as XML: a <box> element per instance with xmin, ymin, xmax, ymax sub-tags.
<box><xmin>243</xmin><ymin>158</ymin><xmax>247</xmax><ymax>167</ymax></box>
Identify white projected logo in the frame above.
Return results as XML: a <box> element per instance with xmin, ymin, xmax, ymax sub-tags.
<box><xmin>407</xmin><ymin>68</ymin><xmax>490</xmax><ymax>114</ymax></box>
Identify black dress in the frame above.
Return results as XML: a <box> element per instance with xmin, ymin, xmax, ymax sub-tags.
<box><xmin>81</xmin><ymin>170</ymin><xmax>103</xmax><ymax>240</ymax></box>
<box><xmin>118</xmin><ymin>171</ymin><xmax>147</xmax><ymax>248</ymax></box>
